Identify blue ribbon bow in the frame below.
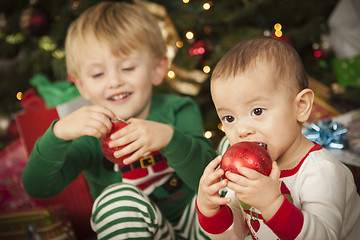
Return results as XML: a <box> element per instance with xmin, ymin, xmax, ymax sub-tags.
<box><xmin>303</xmin><ymin>118</ymin><xmax>348</xmax><ymax>149</ymax></box>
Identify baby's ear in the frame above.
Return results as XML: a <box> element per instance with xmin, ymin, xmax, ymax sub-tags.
<box><xmin>295</xmin><ymin>88</ymin><xmax>314</xmax><ymax>123</ymax></box>
<box><xmin>152</xmin><ymin>56</ymin><xmax>169</xmax><ymax>86</ymax></box>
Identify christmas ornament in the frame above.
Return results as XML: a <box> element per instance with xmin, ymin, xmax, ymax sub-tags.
<box><xmin>101</xmin><ymin>120</ymin><xmax>131</xmax><ymax>164</ymax></box>
<box><xmin>134</xmin><ymin>0</ymin><xmax>208</xmax><ymax>96</ymax></box>
<box><xmin>19</xmin><ymin>1</ymin><xmax>51</xmax><ymax>37</ymax></box>
<box><xmin>167</xmin><ymin>64</ymin><xmax>208</xmax><ymax>96</ymax></box>
<box><xmin>270</xmin><ymin>32</ymin><xmax>291</xmax><ymax>45</ymax></box>
<box><xmin>303</xmin><ymin>118</ymin><xmax>348</xmax><ymax>149</ymax></box>
<box><xmin>134</xmin><ymin>0</ymin><xmax>179</xmax><ymax>66</ymax></box>
<box><xmin>221</xmin><ymin>142</ymin><xmax>272</xmax><ymax>176</ymax></box>
<box><xmin>189</xmin><ymin>40</ymin><xmax>208</xmax><ymax>56</ymax></box>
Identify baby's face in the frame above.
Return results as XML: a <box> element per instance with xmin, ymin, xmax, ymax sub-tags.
<box><xmin>74</xmin><ymin>41</ymin><xmax>159</xmax><ymax>120</ymax></box>
<box><xmin>211</xmin><ymin>63</ymin><xmax>301</xmax><ymax>163</ymax></box>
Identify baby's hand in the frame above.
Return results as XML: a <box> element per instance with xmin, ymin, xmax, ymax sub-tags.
<box><xmin>226</xmin><ymin>161</ymin><xmax>283</xmax><ymax>221</ymax></box>
<box><xmin>53</xmin><ymin>105</ymin><xmax>117</xmax><ymax>141</ymax></box>
<box><xmin>197</xmin><ymin>156</ymin><xmax>230</xmax><ymax>217</ymax></box>
<box><xmin>107</xmin><ymin>118</ymin><xmax>173</xmax><ymax>164</ymax></box>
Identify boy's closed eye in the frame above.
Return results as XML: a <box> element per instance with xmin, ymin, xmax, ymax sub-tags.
<box><xmin>122</xmin><ymin>67</ymin><xmax>135</xmax><ymax>72</ymax></box>
<box><xmin>92</xmin><ymin>72</ymin><xmax>104</xmax><ymax>78</ymax></box>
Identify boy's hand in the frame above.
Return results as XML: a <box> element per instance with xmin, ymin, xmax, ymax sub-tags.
<box><xmin>107</xmin><ymin>118</ymin><xmax>173</xmax><ymax>164</ymax></box>
<box><xmin>197</xmin><ymin>156</ymin><xmax>230</xmax><ymax>217</ymax></box>
<box><xmin>226</xmin><ymin>161</ymin><xmax>283</xmax><ymax>221</ymax></box>
<box><xmin>53</xmin><ymin>105</ymin><xmax>117</xmax><ymax>141</ymax></box>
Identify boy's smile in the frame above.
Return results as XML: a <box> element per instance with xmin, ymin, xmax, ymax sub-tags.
<box><xmin>74</xmin><ymin>41</ymin><xmax>164</xmax><ymax>120</ymax></box>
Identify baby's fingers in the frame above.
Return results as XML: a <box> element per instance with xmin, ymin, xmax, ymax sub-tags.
<box><xmin>203</xmin><ymin>156</ymin><xmax>222</xmax><ymax>175</ymax></box>
<box><xmin>269</xmin><ymin>161</ymin><xmax>281</xmax><ymax>180</ymax></box>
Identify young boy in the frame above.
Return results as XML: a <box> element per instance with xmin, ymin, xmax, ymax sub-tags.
<box><xmin>22</xmin><ymin>2</ymin><xmax>216</xmax><ymax>239</ymax></box>
<box><xmin>196</xmin><ymin>36</ymin><xmax>360</xmax><ymax>239</ymax></box>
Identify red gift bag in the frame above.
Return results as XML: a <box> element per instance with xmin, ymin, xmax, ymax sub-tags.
<box><xmin>15</xmin><ymin>89</ymin><xmax>95</xmax><ymax>240</ymax></box>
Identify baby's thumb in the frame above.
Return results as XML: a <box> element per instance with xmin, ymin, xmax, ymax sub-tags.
<box><xmin>269</xmin><ymin>161</ymin><xmax>281</xmax><ymax>180</ymax></box>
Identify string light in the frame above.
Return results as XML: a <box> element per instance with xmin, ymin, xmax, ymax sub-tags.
<box><xmin>203</xmin><ymin>65</ymin><xmax>211</xmax><ymax>73</ymax></box>
<box><xmin>183</xmin><ymin>0</ymin><xmax>190</xmax><ymax>3</ymax></box>
<box><xmin>39</xmin><ymin>36</ymin><xmax>56</xmax><ymax>51</ymax></box>
<box><xmin>167</xmin><ymin>70</ymin><xmax>176</xmax><ymax>79</ymax></box>
<box><xmin>203</xmin><ymin>2</ymin><xmax>211</xmax><ymax>10</ymax></box>
<box><xmin>185</xmin><ymin>31</ymin><xmax>194</xmax><ymax>40</ymax></box>
<box><xmin>204</xmin><ymin>131</ymin><xmax>213</xmax><ymax>139</ymax></box>
<box><xmin>273</xmin><ymin>23</ymin><xmax>283</xmax><ymax>38</ymax></box>
<box><xmin>274</xmin><ymin>23</ymin><xmax>282</xmax><ymax>31</ymax></box>
<box><xmin>176</xmin><ymin>41</ymin><xmax>183</xmax><ymax>48</ymax></box>
<box><xmin>71</xmin><ymin>1</ymin><xmax>80</xmax><ymax>10</ymax></box>
<box><xmin>5</xmin><ymin>33</ymin><xmax>24</xmax><ymax>44</ymax></box>
<box><xmin>217</xmin><ymin>123</ymin><xmax>224</xmax><ymax>132</ymax></box>
<box><xmin>274</xmin><ymin>30</ymin><xmax>283</xmax><ymax>37</ymax></box>
<box><xmin>52</xmin><ymin>49</ymin><xmax>65</xmax><ymax>59</ymax></box>
<box><xmin>16</xmin><ymin>92</ymin><xmax>23</xmax><ymax>101</ymax></box>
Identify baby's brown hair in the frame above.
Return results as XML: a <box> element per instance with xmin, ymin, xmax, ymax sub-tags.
<box><xmin>211</xmin><ymin>36</ymin><xmax>308</xmax><ymax>94</ymax></box>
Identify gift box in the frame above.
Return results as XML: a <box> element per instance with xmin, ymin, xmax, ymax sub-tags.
<box><xmin>0</xmin><ymin>140</ymin><xmax>40</xmax><ymax>213</ymax></box>
<box><xmin>332</xmin><ymin>54</ymin><xmax>360</xmax><ymax>89</ymax></box>
<box><xmin>13</xmin><ymin>81</ymin><xmax>95</xmax><ymax>239</ymax></box>
<box><xmin>308</xmin><ymin>76</ymin><xmax>341</xmax><ymax>124</ymax></box>
<box><xmin>0</xmin><ymin>205</ymin><xmax>76</xmax><ymax>240</ymax></box>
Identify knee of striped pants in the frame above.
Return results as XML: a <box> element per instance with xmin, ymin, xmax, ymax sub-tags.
<box><xmin>91</xmin><ymin>183</ymin><xmax>175</xmax><ymax>240</ymax></box>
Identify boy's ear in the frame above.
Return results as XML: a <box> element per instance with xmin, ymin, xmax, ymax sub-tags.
<box><xmin>295</xmin><ymin>88</ymin><xmax>314</xmax><ymax>123</ymax></box>
<box><xmin>72</xmin><ymin>76</ymin><xmax>91</xmax><ymax>101</ymax></box>
<box><xmin>152</xmin><ymin>56</ymin><xmax>169</xmax><ymax>86</ymax></box>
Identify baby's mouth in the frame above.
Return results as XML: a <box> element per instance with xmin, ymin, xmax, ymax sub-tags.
<box><xmin>109</xmin><ymin>92</ymin><xmax>131</xmax><ymax>101</ymax></box>
<box><xmin>256</xmin><ymin>142</ymin><xmax>268</xmax><ymax>150</ymax></box>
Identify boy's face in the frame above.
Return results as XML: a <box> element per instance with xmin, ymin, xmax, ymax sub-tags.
<box><xmin>74</xmin><ymin>41</ymin><xmax>165</xmax><ymax>120</ymax></box>
<box><xmin>211</xmin><ymin>62</ymin><xmax>302</xmax><ymax>163</ymax></box>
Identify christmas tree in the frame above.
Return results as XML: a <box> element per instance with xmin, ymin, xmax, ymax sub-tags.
<box><xmin>1</xmin><ymin>0</ymin><xmax>359</xmax><ymax>149</ymax></box>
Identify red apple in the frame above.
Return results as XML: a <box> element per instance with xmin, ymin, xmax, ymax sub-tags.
<box><xmin>101</xmin><ymin>120</ymin><xmax>130</xmax><ymax>164</ymax></box>
<box><xmin>221</xmin><ymin>142</ymin><xmax>272</xmax><ymax>176</ymax></box>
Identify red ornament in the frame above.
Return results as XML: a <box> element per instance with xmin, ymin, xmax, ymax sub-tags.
<box><xmin>221</xmin><ymin>142</ymin><xmax>272</xmax><ymax>176</ymax></box>
<box><xmin>189</xmin><ymin>40</ymin><xmax>208</xmax><ymax>56</ymax></box>
<box><xmin>270</xmin><ymin>33</ymin><xmax>291</xmax><ymax>45</ymax></box>
<box><xmin>20</xmin><ymin>3</ymin><xmax>51</xmax><ymax>37</ymax></box>
<box><xmin>101</xmin><ymin>120</ymin><xmax>130</xmax><ymax>164</ymax></box>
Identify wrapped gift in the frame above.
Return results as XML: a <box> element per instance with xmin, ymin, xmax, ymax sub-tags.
<box><xmin>0</xmin><ymin>140</ymin><xmax>40</xmax><ymax>213</ymax></box>
<box><xmin>332</xmin><ymin>54</ymin><xmax>360</xmax><ymax>89</ymax></box>
<box><xmin>308</xmin><ymin>77</ymin><xmax>340</xmax><ymax>124</ymax></box>
<box><xmin>0</xmin><ymin>205</ymin><xmax>76</xmax><ymax>240</ymax></box>
<box><xmin>14</xmin><ymin>79</ymin><xmax>94</xmax><ymax>239</ymax></box>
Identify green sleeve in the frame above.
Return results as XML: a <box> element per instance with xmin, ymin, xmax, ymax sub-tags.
<box><xmin>152</xmin><ymin>95</ymin><xmax>217</xmax><ymax>192</ymax></box>
<box><xmin>22</xmin><ymin>120</ymin><xmax>93</xmax><ymax>198</ymax></box>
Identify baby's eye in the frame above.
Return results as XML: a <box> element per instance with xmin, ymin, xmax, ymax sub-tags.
<box><xmin>251</xmin><ymin>108</ymin><xmax>265</xmax><ymax>116</ymax></box>
<box><xmin>223</xmin><ymin>115</ymin><xmax>235</xmax><ymax>123</ymax></box>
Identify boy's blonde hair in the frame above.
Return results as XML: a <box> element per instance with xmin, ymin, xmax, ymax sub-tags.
<box><xmin>211</xmin><ymin>36</ymin><xmax>308</xmax><ymax>93</ymax></box>
<box><xmin>65</xmin><ymin>1</ymin><xmax>166</xmax><ymax>78</ymax></box>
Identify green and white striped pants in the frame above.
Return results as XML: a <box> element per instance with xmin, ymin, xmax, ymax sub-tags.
<box><xmin>91</xmin><ymin>183</ymin><xmax>210</xmax><ymax>240</ymax></box>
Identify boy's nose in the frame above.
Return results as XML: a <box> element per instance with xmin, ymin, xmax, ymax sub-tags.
<box><xmin>109</xmin><ymin>75</ymin><xmax>124</xmax><ymax>88</ymax></box>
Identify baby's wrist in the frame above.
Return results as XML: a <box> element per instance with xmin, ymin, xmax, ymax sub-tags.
<box><xmin>260</xmin><ymin>194</ymin><xmax>284</xmax><ymax>221</ymax></box>
<box><xmin>196</xmin><ymin>199</ymin><xmax>220</xmax><ymax>217</ymax></box>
